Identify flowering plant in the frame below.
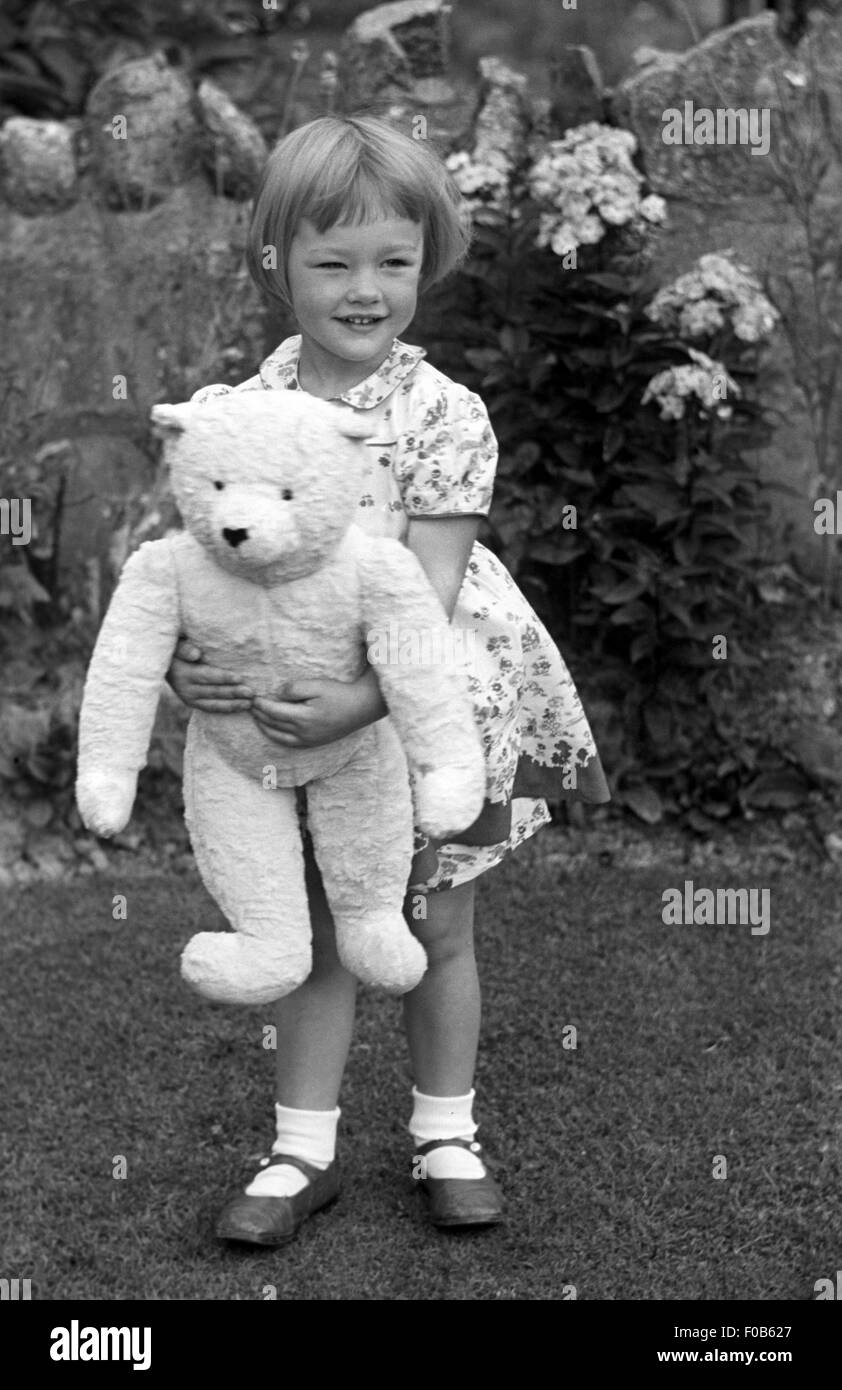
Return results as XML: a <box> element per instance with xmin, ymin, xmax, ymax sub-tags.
<box><xmin>645</xmin><ymin>253</ymin><xmax>779</xmax><ymax>343</ymax></box>
<box><xmin>447</xmin><ymin>122</ymin><xmax>666</xmax><ymax>252</ymax></box>
<box><xmin>642</xmin><ymin>348</ymin><xmax>740</xmax><ymax>421</ymax></box>
<box><xmin>424</xmin><ymin>116</ymin><xmax>780</xmax><ymax>823</ymax></box>
<box><xmin>524</xmin><ymin>123</ymin><xmax>667</xmax><ymax>256</ymax></box>
<box><xmin>445</xmin><ymin>149</ymin><xmax>512</xmax><ymax>223</ymax></box>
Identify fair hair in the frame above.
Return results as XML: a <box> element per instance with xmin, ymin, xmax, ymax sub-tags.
<box><xmin>245</xmin><ymin>115</ymin><xmax>472</xmax><ymax>311</ymax></box>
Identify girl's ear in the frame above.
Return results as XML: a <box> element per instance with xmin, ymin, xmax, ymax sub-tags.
<box><xmin>150</xmin><ymin>403</ymin><xmax>192</xmax><ymax>439</ymax></box>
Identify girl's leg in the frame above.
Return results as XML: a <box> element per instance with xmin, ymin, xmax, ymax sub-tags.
<box><xmin>273</xmin><ymin>841</ymin><xmax>358</xmax><ymax>1110</ymax></box>
<box><xmin>215</xmin><ymin>843</ymin><xmax>356</xmax><ymax>1239</ymax></box>
<box><xmin>402</xmin><ymin>879</ymin><xmax>502</xmax><ymax>1218</ymax></box>
<box><xmin>402</xmin><ymin>880</ymin><xmax>479</xmax><ymax>1095</ymax></box>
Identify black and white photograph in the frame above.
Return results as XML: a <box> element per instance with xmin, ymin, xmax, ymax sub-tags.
<box><xmin>0</xmin><ymin>0</ymin><xmax>840</xmax><ymax>1348</ymax></box>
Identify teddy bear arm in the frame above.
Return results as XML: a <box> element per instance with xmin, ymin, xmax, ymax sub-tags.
<box><xmin>77</xmin><ymin>541</ymin><xmax>182</xmax><ymax>832</ymax></box>
<box><xmin>357</xmin><ymin>541</ymin><xmax>486</xmax><ymax>835</ymax></box>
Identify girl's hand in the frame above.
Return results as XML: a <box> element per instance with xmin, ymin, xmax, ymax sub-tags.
<box><xmin>251</xmin><ymin>670</ymin><xmax>387</xmax><ymax>748</ymax></box>
<box><xmin>165</xmin><ymin>638</ymin><xmax>255</xmax><ymax>713</ymax></box>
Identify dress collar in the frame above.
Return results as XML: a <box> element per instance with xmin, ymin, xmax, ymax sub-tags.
<box><xmin>258</xmin><ymin>335</ymin><xmax>427</xmax><ymax>409</ymax></box>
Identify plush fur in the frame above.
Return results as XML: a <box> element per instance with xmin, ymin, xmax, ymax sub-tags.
<box><xmin>75</xmin><ymin>391</ymin><xmax>486</xmax><ymax>1005</ymax></box>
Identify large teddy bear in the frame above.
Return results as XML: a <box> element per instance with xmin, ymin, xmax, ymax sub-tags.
<box><xmin>76</xmin><ymin>390</ymin><xmax>486</xmax><ymax>1006</ymax></box>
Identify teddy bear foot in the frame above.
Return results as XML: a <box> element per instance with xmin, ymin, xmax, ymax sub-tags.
<box><xmin>335</xmin><ymin>914</ymin><xmax>428</xmax><ymax>995</ymax></box>
<box><xmin>180</xmin><ymin>931</ymin><xmax>312</xmax><ymax>1006</ymax></box>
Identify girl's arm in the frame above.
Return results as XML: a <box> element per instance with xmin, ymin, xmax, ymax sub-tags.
<box><xmin>404</xmin><ymin>515</ymin><xmax>480</xmax><ymax>620</ymax></box>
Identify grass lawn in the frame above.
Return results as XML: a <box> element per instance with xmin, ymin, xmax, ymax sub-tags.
<box><xmin>1</xmin><ymin>844</ymin><xmax>840</xmax><ymax>1301</ymax></box>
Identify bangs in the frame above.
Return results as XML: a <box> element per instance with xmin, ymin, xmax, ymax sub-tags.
<box><xmin>302</xmin><ymin>153</ymin><xmax>425</xmax><ymax>233</ymax></box>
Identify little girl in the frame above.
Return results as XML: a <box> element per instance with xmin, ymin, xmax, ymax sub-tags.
<box><xmin>167</xmin><ymin>114</ymin><xmax>610</xmax><ymax>1242</ymax></box>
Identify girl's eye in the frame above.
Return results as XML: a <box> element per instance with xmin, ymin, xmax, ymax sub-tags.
<box><xmin>214</xmin><ymin>481</ymin><xmax>224</xmax><ymax>491</ymax></box>
<box><xmin>315</xmin><ymin>259</ymin><xmax>410</xmax><ymax>268</ymax></box>
<box><xmin>281</xmin><ymin>488</ymin><xmax>293</xmax><ymax>500</ymax></box>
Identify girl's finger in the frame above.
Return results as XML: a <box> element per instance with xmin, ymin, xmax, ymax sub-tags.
<box><xmin>252</xmin><ymin>714</ymin><xmax>303</xmax><ymax>736</ymax></box>
<box><xmin>257</xmin><ymin>727</ymin><xmax>303</xmax><ymax>746</ymax></box>
<box><xmin>192</xmin><ymin>698</ymin><xmax>254</xmax><ymax>713</ymax></box>
<box><xmin>252</xmin><ymin>696</ymin><xmax>309</xmax><ymax>719</ymax></box>
<box><xmin>282</xmin><ymin>680</ymin><xmax>319</xmax><ymax>701</ymax></box>
<box><xmin>190</xmin><ymin>667</ymin><xmax>253</xmax><ymax>690</ymax></box>
<box><xmin>175</xmin><ymin>639</ymin><xmax>202</xmax><ymax>661</ymax></box>
<box><xmin>189</xmin><ymin>684</ymin><xmax>254</xmax><ymax>701</ymax></box>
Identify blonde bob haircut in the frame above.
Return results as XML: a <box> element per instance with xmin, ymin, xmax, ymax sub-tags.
<box><xmin>245</xmin><ymin>115</ymin><xmax>473</xmax><ymax>311</ymax></box>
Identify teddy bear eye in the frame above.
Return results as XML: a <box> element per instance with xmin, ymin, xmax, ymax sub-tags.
<box><xmin>281</xmin><ymin>488</ymin><xmax>293</xmax><ymax>500</ymax></box>
<box><xmin>214</xmin><ymin>480</ymin><xmax>224</xmax><ymax>491</ymax></box>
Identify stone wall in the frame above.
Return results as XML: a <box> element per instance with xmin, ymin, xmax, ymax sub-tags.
<box><xmin>609</xmin><ymin>3</ymin><xmax>842</xmax><ymax>582</ymax></box>
<box><xmin>0</xmin><ymin>1</ymin><xmax>481</xmax><ymax>612</ymax></box>
<box><xmin>2</xmin><ymin>0</ymin><xmax>841</xmax><ymax>603</ymax></box>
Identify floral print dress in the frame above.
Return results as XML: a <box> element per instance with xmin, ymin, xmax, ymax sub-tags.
<box><xmin>192</xmin><ymin>335</ymin><xmax>610</xmax><ymax>892</ymax></box>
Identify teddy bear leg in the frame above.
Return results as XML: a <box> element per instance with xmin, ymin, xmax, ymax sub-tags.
<box><xmin>306</xmin><ymin>723</ymin><xmax>428</xmax><ymax>994</ymax></box>
<box><xmin>180</xmin><ymin>726</ymin><xmax>312</xmax><ymax>1006</ymax></box>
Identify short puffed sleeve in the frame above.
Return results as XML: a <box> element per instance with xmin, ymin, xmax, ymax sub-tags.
<box><xmin>189</xmin><ymin>373</ymin><xmax>264</xmax><ymax>405</ymax></box>
<box><xmin>394</xmin><ymin>383</ymin><xmax>497</xmax><ymax>518</ymax></box>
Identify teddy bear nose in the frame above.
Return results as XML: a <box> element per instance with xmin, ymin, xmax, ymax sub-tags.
<box><xmin>222</xmin><ymin>527</ymin><xmax>249</xmax><ymax>548</ymax></box>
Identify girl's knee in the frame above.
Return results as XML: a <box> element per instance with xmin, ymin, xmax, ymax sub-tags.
<box><xmin>406</xmin><ymin>882</ymin><xmax>475</xmax><ymax>962</ymax></box>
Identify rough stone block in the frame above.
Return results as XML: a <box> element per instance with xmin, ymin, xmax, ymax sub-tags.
<box><xmin>472</xmin><ymin>57</ymin><xmax>529</xmax><ymax>170</ymax></box>
<box><xmin>85</xmin><ymin>53</ymin><xmax>201</xmax><ymax>209</ymax></box>
<box><xmin>549</xmin><ymin>45</ymin><xmax>605</xmax><ymax>134</ymax></box>
<box><xmin>197</xmin><ymin>79</ymin><xmax>268</xmax><ymax>200</ymax></box>
<box><xmin>0</xmin><ymin>118</ymin><xmax>79</xmax><ymax>215</ymax></box>
<box><xmin>340</xmin><ymin>0</ymin><xmax>452</xmax><ymax>108</ymax></box>
<box><xmin>610</xmin><ymin>15</ymin><xmax>786</xmax><ymax>202</ymax></box>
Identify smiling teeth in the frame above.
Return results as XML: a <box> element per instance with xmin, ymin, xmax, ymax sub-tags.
<box><xmin>343</xmin><ymin>316</ymin><xmax>379</xmax><ymax>324</ymax></box>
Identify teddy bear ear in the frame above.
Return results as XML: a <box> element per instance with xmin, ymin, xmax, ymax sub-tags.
<box><xmin>315</xmin><ymin>401</ymin><xmax>374</xmax><ymax>442</ymax></box>
<box><xmin>149</xmin><ymin>403</ymin><xmax>191</xmax><ymax>439</ymax></box>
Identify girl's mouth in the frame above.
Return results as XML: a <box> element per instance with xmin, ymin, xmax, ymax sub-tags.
<box><xmin>336</xmin><ymin>315</ymin><xmax>386</xmax><ymax>329</ymax></box>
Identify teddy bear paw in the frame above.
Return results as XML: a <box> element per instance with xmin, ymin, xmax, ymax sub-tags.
<box><xmin>75</xmin><ymin>768</ymin><xmax>138</xmax><ymax>838</ymax></box>
<box><xmin>180</xmin><ymin>931</ymin><xmax>312</xmax><ymax>1006</ymax></box>
<box><xmin>336</xmin><ymin>914</ymin><xmax>428</xmax><ymax>994</ymax></box>
<box><xmin>413</xmin><ymin>765</ymin><xmax>486</xmax><ymax>840</ymax></box>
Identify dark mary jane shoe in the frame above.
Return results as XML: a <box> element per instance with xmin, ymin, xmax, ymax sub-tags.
<box><xmin>216</xmin><ymin>1152</ymin><xmax>341</xmax><ymax>1247</ymax></box>
<box><xmin>414</xmin><ymin>1137</ymin><xmax>505</xmax><ymax>1229</ymax></box>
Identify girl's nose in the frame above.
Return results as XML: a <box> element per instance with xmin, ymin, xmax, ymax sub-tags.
<box><xmin>347</xmin><ymin>279</ymin><xmax>380</xmax><ymax>303</ymax></box>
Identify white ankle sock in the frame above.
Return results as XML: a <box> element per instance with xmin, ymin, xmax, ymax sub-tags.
<box><xmin>409</xmin><ymin>1086</ymin><xmax>486</xmax><ymax>1179</ymax></box>
<box><xmin>245</xmin><ymin>1103</ymin><xmax>340</xmax><ymax>1198</ymax></box>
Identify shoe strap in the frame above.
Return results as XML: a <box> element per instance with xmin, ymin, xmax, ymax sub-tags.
<box><xmin>257</xmin><ymin>1152</ymin><xmax>327</xmax><ymax>1181</ymax></box>
<box><xmin>414</xmin><ymin>1137</ymin><xmax>483</xmax><ymax>1158</ymax></box>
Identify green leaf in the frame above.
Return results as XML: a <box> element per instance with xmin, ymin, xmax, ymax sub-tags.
<box><xmin>629</xmin><ymin>631</ymin><xmax>657</xmax><ymax>663</ymax></box>
<box><xmin>602</xmin><ymin>425</ymin><xmax>625</xmax><ymax>462</ymax></box>
<box><xmin>583</xmin><ymin>273</ymin><xmax>630</xmax><ymax>292</ymax></box>
<box><xmin>552</xmin><ymin>441</ymin><xmax>584</xmax><ymax>468</ymax></box>
<box><xmin>619</xmin><ymin>483</ymin><xmax>689</xmax><ymax>527</ymax></box>
<box><xmin>742</xmin><ymin>770</ymin><xmax>809</xmax><ymax>809</ymax></box>
<box><xmin>609</xmin><ymin>600</ymin><xmax>652</xmax><ymax>626</ymax></box>
<box><xmin>621</xmin><ymin>783</ymin><xmax>663</xmax><ymax>824</ymax></box>
<box><xmin>594</xmin><ymin>385</ymin><xmax>629</xmax><ymax>413</ymax></box>
<box><xmin>599</xmin><ymin>577</ymin><xmax>649</xmax><ymax>604</ymax></box>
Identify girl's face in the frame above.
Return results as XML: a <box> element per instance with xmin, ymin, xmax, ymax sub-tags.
<box><xmin>287</xmin><ymin>214</ymin><xmax>423</xmax><ymax>380</ymax></box>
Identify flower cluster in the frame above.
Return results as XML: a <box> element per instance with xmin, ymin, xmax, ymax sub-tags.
<box><xmin>642</xmin><ymin>348</ymin><xmax>740</xmax><ymax>422</ymax></box>
<box><xmin>445</xmin><ymin>149</ymin><xmax>513</xmax><ymax>225</ymax></box>
<box><xmin>645</xmin><ymin>253</ymin><xmax>779</xmax><ymax>343</ymax></box>
<box><xmin>524</xmin><ymin>123</ymin><xmax>667</xmax><ymax>256</ymax></box>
